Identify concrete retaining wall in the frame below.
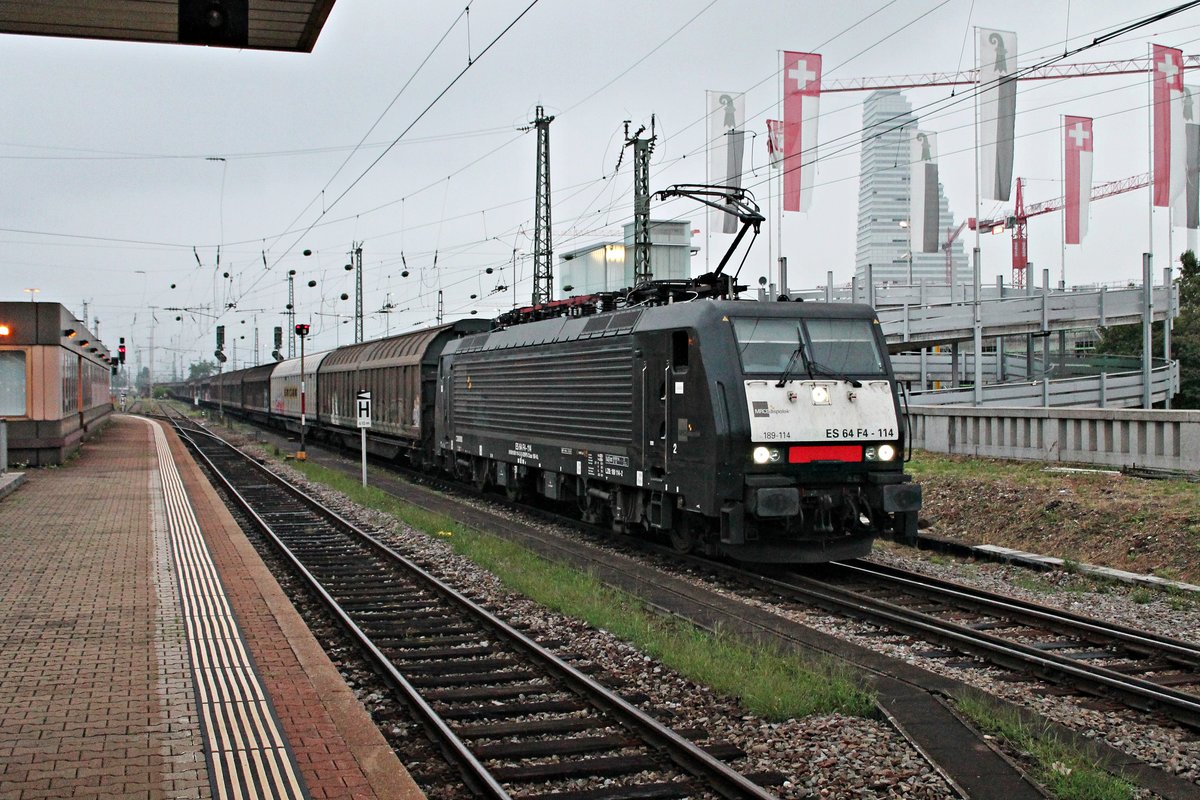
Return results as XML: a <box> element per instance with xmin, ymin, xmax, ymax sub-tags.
<box><xmin>906</xmin><ymin>405</ymin><xmax>1200</xmax><ymax>471</ymax></box>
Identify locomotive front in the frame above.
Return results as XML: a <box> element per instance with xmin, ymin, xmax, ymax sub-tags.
<box><xmin>711</xmin><ymin>302</ymin><xmax>920</xmax><ymax>561</ymax></box>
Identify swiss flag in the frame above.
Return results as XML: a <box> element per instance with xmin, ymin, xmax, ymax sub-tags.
<box><xmin>782</xmin><ymin>52</ymin><xmax>821</xmax><ymax>212</ymax></box>
<box><xmin>1153</xmin><ymin>44</ymin><xmax>1185</xmax><ymax>207</ymax></box>
<box><xmin>1064</xmin><ymin>116</ymin><xmax>1092</xmax><ymax>245</ymax></box>
<box><xmin>766</xmin><ymin>119</ymin><xmax>783</xmax><ymax>168</ymax></box>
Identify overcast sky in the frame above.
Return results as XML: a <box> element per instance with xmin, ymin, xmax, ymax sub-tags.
<box><xmin>3</xmin><ymin>0</ymin><xmax>1199</xmax><ymax>375</ymax></box>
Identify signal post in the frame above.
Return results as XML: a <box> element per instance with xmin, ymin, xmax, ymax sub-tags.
<box><xmin>295</xmin><ymin>323</ymin><xmax>309</xmax><ymax>460</ymax></box>
<box><xmin>357</xmin><ymin>390</ymin><xmax>371</xmax><ymax>486</ymax></box>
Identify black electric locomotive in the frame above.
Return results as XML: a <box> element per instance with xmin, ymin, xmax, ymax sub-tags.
<box><xmin>437</xmin><ymin>298</ymin><xmax>919</xmax><ymax>562</ymax></box>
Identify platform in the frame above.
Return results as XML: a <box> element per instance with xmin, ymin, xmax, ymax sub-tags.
<box><xmin>0</xmin><ymin>414</ymin><xmax>424</xmax><ymax>800</ymax></box>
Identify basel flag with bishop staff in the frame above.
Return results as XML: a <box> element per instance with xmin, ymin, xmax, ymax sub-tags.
<box><xmin>1175</xmin><ymin>85</ymin><xmax>1200</xmax><ymax>241</ymax></box>
<box><xmin>1153</xmin><ymin>44</ymin><xmax>1186</xmax><ymax>208</ymax></box>
<box><xmin>978</xmin><ymin>29</ymin><xmax>1017</xmax><ymax>202</ymax></box>
<box><xmin>782</xmin><ymin>51</ymin><xmax>821</xmax><ymax>212</ymax></box>
<box><xmin>909</xmin><ymin>131</ymin><xmax>939</xmax><ymax>254</ymax></box>
<box><xmin>707</xmin><ymin>91</ymin><xmax>746</xmax><ymax>233</ymax></box>
<box><xmin>1064</xmin><ymin>116</ymin><xmax>1093</xmax><ymax>245</ymax></box>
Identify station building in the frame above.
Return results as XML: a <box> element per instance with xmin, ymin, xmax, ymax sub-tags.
<box><xmin>0</xmin><ymin>301</ymin><xmax>114</xmax><ymax>466</ymax></box>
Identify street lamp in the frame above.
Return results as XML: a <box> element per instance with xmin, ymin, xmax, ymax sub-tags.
<box><xmin>898</xmin><ymin>220</ymin><xmax>913</xmax><ymax>285</ymax></box>
<box><xmin>23</xmin><ymin>287</ymin><xmax>40</xmax><ymax>303</ymax></box>
<box><xmin>295</xmin><ymin>322</ymin><xmax>310</xmax><ymax>460</ymax></box>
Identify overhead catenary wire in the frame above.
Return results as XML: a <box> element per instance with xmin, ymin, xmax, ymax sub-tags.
<box><xmin>15</xmin><ymin>2</ymin><xmax>1200</xmax><ymax>352</ymax></box>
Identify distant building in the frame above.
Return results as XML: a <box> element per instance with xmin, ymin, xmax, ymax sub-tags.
<box><xmin>558</xmin><ymin>220</ymin><xmax>694</xmax><ymax>297</ymax></box>
<box><xmin>855</xmin><ymin>90</ymin><xmax>968</xmax><ymax>287</ymax></box>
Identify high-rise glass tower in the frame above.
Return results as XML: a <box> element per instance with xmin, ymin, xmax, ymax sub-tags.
<box><xmin>855</xmin><ymin>90</ymin><xmax>967</xmax><ymax>286</ymax></box>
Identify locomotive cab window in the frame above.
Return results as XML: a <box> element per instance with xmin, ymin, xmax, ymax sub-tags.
<box><xmin>671</xmin><ymin>330</ymin><xmax>689</xmax><ymax>371</ymax></box>
<box><xmin>731</xmin><ymin>317</ymin><xmax>886</xmax><ymax>377</ymax></box>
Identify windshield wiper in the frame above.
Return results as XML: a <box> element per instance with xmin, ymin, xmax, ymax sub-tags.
<box><xmin>806</xmin><ymin>360</ymin><xmax>862</xmax><ymax>388</ymax></box>
<box><xmin>777</xmin><ymin>331</ymin><xmax>862</xmax><ymax>387</ymax></box>
<box><xmin>775</xmin><ymin>347</ymin><xmax>805</xmax><ymax>387</ymax></box>
<box><xmin>776</xmin><ymin>328</ymin><xmax>815</xmax><ymax>387</ymax></box>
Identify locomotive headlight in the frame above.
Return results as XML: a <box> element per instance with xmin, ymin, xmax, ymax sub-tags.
<box><xmin>878</xmin><ymin>444</ymin><xmax>897</xmax><ymax>461</ymax></box>
<box><xmin>810</xmin><ymin>385</ymin><xmax>831</xmax><ymax>405</ymax></box>
<box><xmin>752</xmin><ymin>446</ymin><xmax>781</xmax><ymax>464</ymax></box>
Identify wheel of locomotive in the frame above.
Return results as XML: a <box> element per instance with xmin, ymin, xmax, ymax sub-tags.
<box><xmin>503</xmin><ymin>464</ymin><xmax>528</xmax><ymax>502</ymax></box>
<box><xmin>471</xmin><ymin>457</ymin><xmax>491</xmax><ymax>492</ymax></box>
<box><xmin>668</xmin><ymin>519</ymin><xmax>697</xmax><ymax>554</ymax></box>
<box><xmin>669</xmin><ymin>512</ymin><xmax>709</xmax><ymax>554</ymax></box>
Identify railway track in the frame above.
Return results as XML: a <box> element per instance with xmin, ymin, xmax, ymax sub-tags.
<box><xmin>634</xmin><ymin>547</ymin><xmax>1200</xmax><ymax>733</ymax></box>
<box><xmin>164</xmin><ymin>411</ymin><xmax>783</xmax><ymax>800</ymax></box>
<box><xmin>169</xmin><ymin>407</ymin><xmax>1200</xmax><ymax>799</ymax></box>
<box><xmin>369</xmin><ymin>435</ymin><xmax>1200</xmax><ymax>734</ymax></box>
<box><xmin>796</xmin><ymin>560</ymin><xmax>1200</xmax><ymax>729</ymax></box>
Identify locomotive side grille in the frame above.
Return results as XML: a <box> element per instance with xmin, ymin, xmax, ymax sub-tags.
<box><xmin>453</xmin><ymin>343</ymin><xmax>633</xmax><ymax>444</ymax></box>
<box><xmin>457</xmin><ymin>332</ymin><xmax>491</xmax><ymax>352</ymax></box>
<box><xmin>579</xmin><ymin>309</ymin><xmax>643</xmax><ymax>339</ymax></box>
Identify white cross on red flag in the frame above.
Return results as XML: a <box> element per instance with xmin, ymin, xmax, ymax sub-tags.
<box><xmin>1152</xmin><ymin>44</ymin><xmax>1185</xmax><ymax>208</ymax></box>
<box><xmin>766</xmin><ymin>119</ymin><xmax>783</xmax><ymax>168</ymax></box>
<box><xmin>1064</xmin><ymin>116</ymin><xmax>1093</xmax><ymax>245</ymax></box>
<box><xmin>782</xmin><ymin>51</ymin><xmax>821</xmax><ymax>212</ymax></box>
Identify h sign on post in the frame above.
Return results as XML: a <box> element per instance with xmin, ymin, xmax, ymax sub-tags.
<box><xmin>356</xmin><ymin>390</ymin><xmax>372</xmax><ymax>429</ymax></box>
<box><xmin>357</xmin><ymin>390</ymin><xmax>371</xmax><ymax>487</ymax></box>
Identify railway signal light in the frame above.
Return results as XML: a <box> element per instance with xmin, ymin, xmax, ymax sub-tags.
<box><xmin>295</xmin><ymin>323</ymin><xmax>310</xmax><ymax>337</ymax></box>
<box><xmin>216</xmin><ymin>326</ymin><xmax>225</xmax><ymax>352</ymax></box>
<box><xmin>118</xmin><ymin>337</ymin><xmax>126</xmax><ymax>364</ymax></box>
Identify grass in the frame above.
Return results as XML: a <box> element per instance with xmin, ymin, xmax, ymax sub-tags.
<box><xmin>1010</xmin><ymin>574</ymin><xmax>1055</xmax><ymax>594</ymax></box>
<box><xmin>275</xmin><ymin>453</ymin><xmax>878</xmax><ymax>721</ymax></box>
<box><xmin>953</xmin><ymin>691</ymin><xmax>1137</xmax><ymax>800</ymax></box>
<box><xmin>1129</xmin><ymin>587</ymin><xmax>1156</xmax><ymax>605</ymax></box>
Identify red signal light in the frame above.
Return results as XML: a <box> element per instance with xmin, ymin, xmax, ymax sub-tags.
<box><xmin>295</xmin><ymin>323</ymin><xmax>310</xmax><ymax>337</ymax></box>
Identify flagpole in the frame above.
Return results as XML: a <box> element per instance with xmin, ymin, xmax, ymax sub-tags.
<box><xmin>973</xmin><ymin>28</ymin><xmax>981</xmax><ymax>292</ymax></box>
<box><xmin>1150</xmin><ymin>43</ymin><xmax>1156</xmax><ymax>263</ymax></box>
<box><xmin>776</xmin><ymin>50</ymin><xmax>783</xmax><ymax>292</ymax></box>
<box><xmin>1170</xmin><ymin>213</ymin><xmax>1175</xmax><ymax>271</ymax></box>
<box><xmin>766</xmin><ymin>132</ymin><xmax>773</xmax><ymax>282</ymax></box>
<box><xmin>1061</xmin><ymin>115</ymin><xmax>1067</xmax><ymax>287</ymax></box>
<box><xmin>705</xmin><ymin>91</ymin><xmax>711</xmax><ymax>276</ymax></box>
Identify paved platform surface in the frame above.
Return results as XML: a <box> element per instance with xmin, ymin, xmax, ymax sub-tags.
<box><xmin>0</xmin><ymin>414</ymin><xmax>424</xmax><ymax>800</ymax></box>
<box><xmin>0</xmin><ymin>471</ymin><xmax>24</xmax><ymax>501</ymax></box>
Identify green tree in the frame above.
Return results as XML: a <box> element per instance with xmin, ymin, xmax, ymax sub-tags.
<box><xmin>1096</xmin><ymin>249</ymin><xmax>1200</xmax><ymax>408</ymax></box>
<box><xmin>188</xmin><ymin>360</ymin><xmax>217</xmax><ymax>380</ymax></box>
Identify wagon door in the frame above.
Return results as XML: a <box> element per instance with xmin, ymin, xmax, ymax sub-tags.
<box><xmin>435</xmin><ymin>353</ymin><xmax>456</xmax><ymax>468</ymax></box>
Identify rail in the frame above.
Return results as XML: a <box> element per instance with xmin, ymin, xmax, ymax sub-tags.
<box><xmin>169</xmin><ymin>411</ymin><xmax>780</xmax><ymax>800</ymax></box>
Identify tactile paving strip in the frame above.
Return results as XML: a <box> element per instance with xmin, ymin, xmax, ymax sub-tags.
<box><xmin>151</xmin><ymin>422</ymin><xmax>307</xmax><ymax>800</ymax></box>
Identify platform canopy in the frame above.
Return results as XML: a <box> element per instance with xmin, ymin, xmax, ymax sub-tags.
<box><xmin>0</xmin><ymin>0</ymin><xmax>337</xmax><ymax>53</ymax></box>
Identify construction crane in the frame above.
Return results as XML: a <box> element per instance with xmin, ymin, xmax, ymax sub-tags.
<box><xmin>827</xmin><ymin>55</ymin><xmax>1188</xmax><ymax>287</ymax></box>
<box><xmin>822</xmin><ymin>55</ymin><xmax>1200</xmax><ymax>93</ymax></box>
<box><xmin>940</xmin><ymin>174</ymin><xmax>1150</xmax><ymax>288</ymax></box>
